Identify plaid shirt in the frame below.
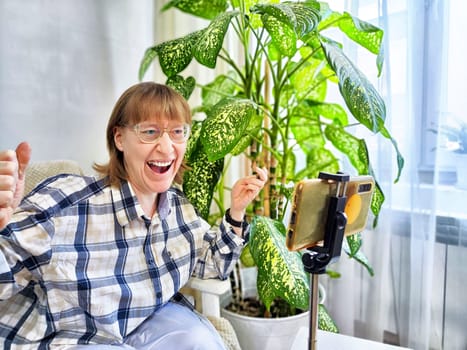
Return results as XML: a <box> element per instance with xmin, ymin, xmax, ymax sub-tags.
<box><xmin>0</xmin><ymin>174</ymin><xmax>245</xmax><ymax>349</ymax></box>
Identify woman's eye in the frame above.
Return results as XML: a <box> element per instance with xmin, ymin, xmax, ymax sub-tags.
<box><xmin>172</xmin><ymin>127</ymin><xmax>184</xmax><ymax>135</ymax></box>
<box><xmin>143</xmin><ymin>128</ymin><xmax>159</xmax><ymax>136</ymax></box>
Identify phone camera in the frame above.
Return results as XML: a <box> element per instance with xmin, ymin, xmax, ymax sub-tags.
<box><xmin>358</xmin><ymin>183</ymin><xmax>372</xmax><ymax>192</ymax></box>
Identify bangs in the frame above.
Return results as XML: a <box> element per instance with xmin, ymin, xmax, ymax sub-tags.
<box><xmin>123</xmin><ymin>85</ymin><xmax>192</xmax><ymax>126</ymax></box>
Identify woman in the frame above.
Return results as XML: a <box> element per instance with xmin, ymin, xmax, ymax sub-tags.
<box><xmin>0</xmin><ymin>82</ymin><xmax>267</xmax><ymax>349</ymax></box>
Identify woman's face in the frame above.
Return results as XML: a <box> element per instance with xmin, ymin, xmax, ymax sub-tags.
<box><xmin>114</xmin><ymin>118</ymin><xmax>188</xmax><ymax>196</ymax></box>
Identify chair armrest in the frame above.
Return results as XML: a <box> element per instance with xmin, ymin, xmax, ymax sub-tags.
<box><xmin>181</xmin><ymin>277</ymin><xmax>231</xmax><ymax>317</ymax></box>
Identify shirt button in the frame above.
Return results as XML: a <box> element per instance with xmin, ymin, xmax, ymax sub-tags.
<box><xmin>147</xmin><ymin>259</ymin><xmax>154</xmax><ymax>265</ymax></box>
<box><xmin>156</xmin><ymin>292</ymin><xmax>162</xmax><ymax>298</ymax></box>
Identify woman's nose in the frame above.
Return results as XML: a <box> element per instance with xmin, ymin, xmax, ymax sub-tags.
<box><xmin>155</xmin><ymin>132</ymin><xmax>173</xmax><ymax>152</ymax></box>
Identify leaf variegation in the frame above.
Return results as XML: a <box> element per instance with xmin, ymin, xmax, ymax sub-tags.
<box><xmin>139</xmin><ymin>46</ymin><xmax>159</xmax><ymax>81</ymax></box>
<box><xmin>183</xmin><ymin>149</ymin><xmax>224</xmax><ymax>220</ymax></box>
<box><xmin>201</xmin><ymin>98</ymin><xmax>257</xmax><ymax>161</ymax></box>
<box><xmin>162</xmin><ymin>0</ymin><xmax>229</xmax><ymax>20</ymax></box>
<box><xmin>338</xmin><ymin>12</ymin><xmax>383</xmax><ymax>55</ymax></box>
<box><xmin>370</xmin><ymin>181</ymin><xmax>385</xmax><ymax>223</ymax></box>
<box><xmin>324</xmin><ymin>124</ymin><xmax>369</xmax><ymax>175</ymax></box>
<box><xmin>249</xmin><ymin>216</ymin><xmax>309</xmax><ymax>311</ymax></box>
<box><xmin>321</xmin><ymin>40</ymin><xmax>385</xmax><ymax>133</ymax></box>
<box><xmin>166</xmin><ymin>75</ymin><xmax>196</xmax><ymax>100</ymax></box>
<box><xmin>156</xmin><ymin>30</ymin><xmax>205</xmax><ymax>77</ymax></box>
<box><xmin>251</xmin><ymin>2</ymin><xmax>321</xmax><ymax>39</ymax></box>
<box><xmin>319</xmin><ymin>304</ymin><xmax>339</xmax><ymax>333</ymax></box>
<box><xmin>261</xmin><ymin>13</ymin><xmax>297</xmax><ymax>57</ymax></box>
<box><xmin>194</xmin><ymin>11</ymin><xmax>239</xmax><ymax>68</ymax></box>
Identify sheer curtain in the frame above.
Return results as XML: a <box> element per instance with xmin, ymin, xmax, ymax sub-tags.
<box><xmin>322</xmin><ymin>1</ymin><xmax>467</xmax><ymax>350</ymax></box>
<box><xmin>154</xmin><ymin>1</ymin><xmax>467</xmax><ymax>348</ymax></box>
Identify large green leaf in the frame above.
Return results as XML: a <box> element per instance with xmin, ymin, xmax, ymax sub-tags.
<box><xmin>251</xmin><ymin>2</ymin><xmax>321</xmax><ymax>39</ymax></box>
<box><xmin>162</xmin><ymin>0</ymin><xmax>228</xmax><ymax>20</ymax></box>
<box><xmin>139</xmin><ymin>46</ymin><xmax>159</xmax><ymax>81</ymax></box>
<box><xmin>201</xmin><ymin>98</ymin><xmax>257</xmax><ymax>161</ymax></box>
<box><xmin>338</xmin><ymin>12</ymin><xmax>383</xmax><ymax>55</ymax></box>
<box><xmin>321</xmin><ymin>40</ymin><xmax>386</xmax><ymax>133</ymax></box>
<box><xmin>250</xmin><ymin>2</ymin><xmax>321</xmax><ymax>57</ymax></box>
<box><xmin>261</xmin><ymin>13</ymin><xmax>298</xmax><ymax>57</ymax></box>
<box><xmin>183</xmin><ymin>148</ymin><xmax>224</xmax><ymax>220</ymax></box>
<box><xmin>141</xmin><ymin>30</ymin><xmax>205</xmax><ymax>78</ymax></box>
<box><xmin>249</xmin><ymin>216</ymin><xmax>309</xmax><ymax>311</ymax></box>
<box><xmin>319</xmin><ymin>304</ymin><xmax>339</xmax><ymax>333</ymax></box>
<box><xmin>193</xmin><ymin>11</ymin><xmax>238</xmax><ymax>68</ymax></box>
<box><xmin>320</xmin><ymin>12</ymin><xmax>383</xmax><ymax>56</ymax></box>
<box><xmin>324</xmin><ymin>124</ymin><xmax>370</xmax><ymax>175</ymax></box>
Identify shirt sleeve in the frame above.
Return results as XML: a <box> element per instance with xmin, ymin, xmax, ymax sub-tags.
<box><xmin>0</xmin><ymin>204</ymin><xmax>53</xmax><ymax>300</ymax></box>
<box><xmin>192</xmin><ymin>215</ymin><xmax>249</xmax><ymax>280</ymax></box>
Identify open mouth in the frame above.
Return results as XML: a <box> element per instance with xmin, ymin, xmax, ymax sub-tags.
<box><xmin>147</xmin><ymin>160</ymin><xmax>173</xmax><ymax>174</ymax></box>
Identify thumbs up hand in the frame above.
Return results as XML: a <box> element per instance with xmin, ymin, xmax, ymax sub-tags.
<box><xmin>0</xmin><ymin>142</ymin><xmax>31</xmax><ymax>230</ymax></box>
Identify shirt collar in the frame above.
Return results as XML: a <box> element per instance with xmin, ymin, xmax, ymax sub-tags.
<box><xmin>111</xmin><ymin>180</ymin><xmax>171</xmax><ymax>227</ymax></box>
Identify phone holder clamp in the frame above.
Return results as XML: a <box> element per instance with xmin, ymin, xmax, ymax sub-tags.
<box><xmin>301</xmin><ymin>171</ymin><xmax>350</xmax><ymax>350</ymax></box>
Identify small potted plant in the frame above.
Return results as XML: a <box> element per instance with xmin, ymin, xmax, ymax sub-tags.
<box><xmin>431</xmin><ymin>118</ymin><xmax>467</xmax><ymax>188</ymax></box>
<box><xmin>139</xmin><ymin>0</ymin><xmax>404</xmax><ymax>348</ymax></box>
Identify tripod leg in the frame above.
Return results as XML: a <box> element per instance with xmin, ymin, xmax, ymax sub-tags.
<box><xmin>309</xmin><ymin>273</ymin><xmax>320</xmax><ymax>350</ymax></box>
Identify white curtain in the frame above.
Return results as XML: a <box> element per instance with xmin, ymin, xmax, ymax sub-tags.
<box><xmin>154</xmin><ymin>1</ymin><xmax>467</xmax><ymax>348</ymax></box>
<box><xmin>322</xmin><ymin>1</ymin><xmax>467</xmax><ymax>350</ymax></box>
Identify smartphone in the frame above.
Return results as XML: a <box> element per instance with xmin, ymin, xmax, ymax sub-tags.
<box><xmin>286</xmin><ymin>175</ymin><xmax>375</xmax><ymax>251</ymax></box>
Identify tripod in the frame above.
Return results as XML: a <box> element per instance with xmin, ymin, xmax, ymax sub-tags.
<box><xmin>301</xmin><ymin>172</ymin><xmax>350</xmax><ymax>350</ymax></box>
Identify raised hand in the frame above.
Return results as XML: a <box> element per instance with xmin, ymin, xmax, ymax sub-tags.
<box><xmin>0</xmin><ymin>142</ymin><xmax>31</xmax><ymax>230</ymax></box>
<box><xmin>229</xmin><ymin>165</ymin><xmax>268</xmax><ymax>222</ymax></box>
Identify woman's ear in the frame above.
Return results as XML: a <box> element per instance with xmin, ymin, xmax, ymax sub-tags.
<box><xmin>114</xmin><ymin>127</ymin><xmax>124</xmax><ymax>151</ymax></box>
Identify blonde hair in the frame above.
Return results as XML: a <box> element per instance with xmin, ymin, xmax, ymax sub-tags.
<box><xmin>93</xmin><ymin>82</ymin><xmax>192</xmax><ymax>187</ymax></box>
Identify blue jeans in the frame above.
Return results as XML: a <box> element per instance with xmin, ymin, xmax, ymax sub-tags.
<box><xmin>51</xmin><ymin>302</ymin><xmax>227</xmax><ymax>350</ymax></box>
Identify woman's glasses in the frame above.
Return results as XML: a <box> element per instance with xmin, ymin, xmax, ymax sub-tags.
<box><xmin>130</xmin><ymin>123</ymin><xmax>191</xmax><ymax>144</ymax></box>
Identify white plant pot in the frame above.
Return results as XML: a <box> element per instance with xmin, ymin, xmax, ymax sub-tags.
<box><xmin>221</xmin><ymin>308</ymin><xmax>310</xmax><ymax>350</ymax></box>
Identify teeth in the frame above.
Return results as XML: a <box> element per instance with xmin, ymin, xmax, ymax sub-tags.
<box><xmin>148</xmin><ymin>160</ymin><xmax>172</xmax><ymax>167</ymax></box>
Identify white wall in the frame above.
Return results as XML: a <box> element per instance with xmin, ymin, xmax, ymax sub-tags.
<box><xmin>0</xmin><ymin>0</ymin><xmax>156</xmax><ymax>174</ymax></box>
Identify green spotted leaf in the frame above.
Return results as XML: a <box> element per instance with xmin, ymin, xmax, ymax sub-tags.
<box><xmin>166</xmin><ymin>75</ymin><xmax>196</xmax><ymax>100</ymax></box>
<box><xmin>324</xmin><ymin>124</ymin><xmax>369</xmax><ymax>175</ymax></box>
<box><xmin>261</xmin><ymin>13</ymin><xmax>297</xmax><ymax>57</ymax></box>
<box><xmin>251</xmin><ymin>2</ymin><xmax>321</xmax><ymax>57</ymax></box>
<box><xmin>251</xmin><ymin>2</ymin><xmax>321</xmax><ymax>39</ymax></box>
<box><xmin>194</xmin><ymin>11</ymin><xmax>238</xmax><ymax>68</ymax></box>
<box><xmin>162</xmin><ymin>0</ymin><xmax>228</xmax><ymax>20</ymax></box>
<box><xmin>321</xmin><ymin>41</ymin><xmax>385</xmax><ymax>133</ymax></box>
<box><xmin>144</xmin><ymin>30</ymin><xmax>205</xmax><ymax>78</ymax></box>
<box><xmin>200</xmin><ymin>98</ymin><xmax>257</xmax><ymax>161</ymax></box>
<box><xmin>318</xmin><ymin>304</ymin><xmax>339</xmax><ymax>333</ymax></box>
<box><xmin>183</xmin><ymin>149</ymin><xmax>224</xmax><ymax>220</ymax></box>
<box><xmin>249</xmin><ymin>216</ymin><xmax>309</xmax><ymax>311</ymax></box>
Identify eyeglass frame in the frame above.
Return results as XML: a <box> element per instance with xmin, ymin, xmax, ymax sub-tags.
<box><xmin>127</xmin><ymin>123</ymin><xmax>191</xmax><ymax>144</ymax></box>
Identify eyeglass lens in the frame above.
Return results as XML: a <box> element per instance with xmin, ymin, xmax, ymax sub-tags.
<box><xmin>135</xmin><ymin>124</ymin><xmax>190</xmax><ymax>143</ymax></box>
